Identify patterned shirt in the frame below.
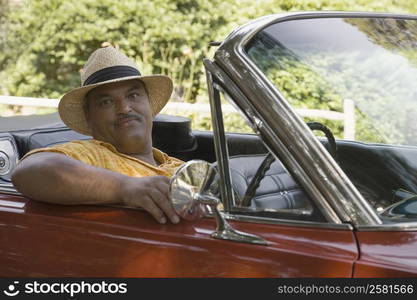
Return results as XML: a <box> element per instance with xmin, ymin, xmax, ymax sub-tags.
<box><xmin>22</xmin><ymin>139</ymin><xmax>184</xmax><ymax>177</ymax></box>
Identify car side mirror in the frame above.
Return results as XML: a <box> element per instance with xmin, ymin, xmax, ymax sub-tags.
<box><xmin>170</xmin><ymin>160</ymin><xmax>267</xmax><ymax>245</ymax></box>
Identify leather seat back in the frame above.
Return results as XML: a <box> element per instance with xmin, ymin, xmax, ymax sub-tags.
<box><xmin>229</xmin><ymin>154</ymin><xmax>310</xmax><ymax>210</ymax></box>
<box><xmin>11</xmin><ymin>114</ymin><xmax>197</xmax><ymax>161</ymax></box>
<box><xmin>12</xmin><ymin>128</ymin><xmax>90</xmax><ymax>157</ymax></box>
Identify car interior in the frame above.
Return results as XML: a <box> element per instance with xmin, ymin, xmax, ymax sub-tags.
<box><xmin>1</xmin><ymin>112</ymin><xmax>417</xmax><ymax>221</ymax></box>
<box><xmin>0</xmin><ymin>112</ymin><xmax>317</xmax><ymax>218</ymax></box>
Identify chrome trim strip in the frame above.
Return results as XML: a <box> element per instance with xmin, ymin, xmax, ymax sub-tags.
<box><xmin>0</xmin><ymin>199</ymin><xmax>25</xmax><ymax>208</ymax></box>
<box><xmin>0</xmin><ymin>207</ymin><xmax>24</xmax><ymax>213</ymax></box>
<box><xmin>0</xmin><ymin>183</ymin><xmax>20</xmax><ymax>195</ymax></box>
<box><xmin>205</xmin><ymin>68</ymin><xmax>236</xmax><ymax>210</ymax></box>
<box><xmin>223</xmin><ymin>212</ymin><xmax>353</xmax><ymax>230</ymax></box>
<box><xmin>203</xmin><ymin>59</ymin><xmax>342</xmax><ymax>224</ymax></box>
<box><xmin>357</xmin><ymin>223</ymin><xmax>417</xmax><ymax>232</ymax></box>
<box><xmin>213</xmin><ymin>11</ymin><xmax>390</xmax><ymax>226</ymax></box>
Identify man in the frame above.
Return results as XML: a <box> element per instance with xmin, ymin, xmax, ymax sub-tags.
<box><xmin>12</xmin><ymin>46</ymin><xmax>183</xmax><ymax>224</ymax></box>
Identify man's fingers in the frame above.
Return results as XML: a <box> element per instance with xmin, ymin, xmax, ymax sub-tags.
<box><xmin>122</xmin><ymin>175</ymin><xmax>179</xmax><ymax>224</ymax></box>
<box><xmin>140</xmin><ymin>197</ymin><xmax>167</xmax><ymax>224</ymax></box>
<box><xmin>149</xmin><ymin>188</ymin><xmax>180</xmax><ymax>224</ymax></box>
<box><xmin>147</xmin><ymin>176</ymin><xmax>180</xmax><ymax>224</ymax></box>
<box><xmin>152</xmin><ymin>176</ymin><xmax>170</xmax><ymax>192</ymax></box>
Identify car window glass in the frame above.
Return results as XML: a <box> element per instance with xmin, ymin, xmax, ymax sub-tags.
<box><xmin>160</xmin><ymin>98</ymin><xmax>253</xmax><ymax>134</ymax></box>
<box><xmin>217</xmin><ymin>89</ymin><xmax>326</xmax><ymax>223</ymax></box>
<box><xmin>245</xmin><ymin>17</ymin><xmax>417</xmax><ymax>223</ymax></box>
<box><xmin>246</xmin><ymin>17</ymin><xmax>417</xmax><ymax>146</ymax></box>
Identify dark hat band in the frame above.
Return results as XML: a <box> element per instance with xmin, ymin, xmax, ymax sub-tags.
<box><xmin>83</xmin><ymin>66</ymin><xmax>141</xmax><ymax>86</ymax></box>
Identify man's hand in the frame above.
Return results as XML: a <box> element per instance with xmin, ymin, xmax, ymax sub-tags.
<box><xmin>121</xmin><ymin>175</ymin><xmax>180</xmax><ymax>224</ymax></box>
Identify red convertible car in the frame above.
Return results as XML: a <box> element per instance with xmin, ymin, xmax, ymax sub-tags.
<box><xmin>1</xmin><ymin>11</ymin><xmax>417</xmax><ymax>277</ymax></box>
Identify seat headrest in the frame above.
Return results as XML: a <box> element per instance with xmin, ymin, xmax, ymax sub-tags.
<box><xmin>152</xmin><ymin>114</ymin><xmax>197</xmax><ymax>153</ymax></box>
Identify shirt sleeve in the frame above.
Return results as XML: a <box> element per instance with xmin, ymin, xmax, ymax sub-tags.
<box><xmin>21</xmin><ymin>141</ymin><xmax>96</xmax><ymax>166</ymax></box>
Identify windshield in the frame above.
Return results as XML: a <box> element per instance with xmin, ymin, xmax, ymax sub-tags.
<box><xmin>246</xmin><ymin>17</ymin><xmax>417</xmax><ymax>146</ymax></box>
<box><xmin>245</xmin><ymin>16</ymin><xmax>417</xmax><ymax>222</ymax></box>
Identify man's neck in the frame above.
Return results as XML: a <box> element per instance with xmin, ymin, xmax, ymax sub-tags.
<box><xmin>93</xmin><ymin>135</ymin><xmax>157</xmax><ymax>166</ymax></box>
<box><xmin>117</xmin><ymin>144</ymin><xmax>157</xmax><ymax>166</ymax></box>
<box><xmin>130</xmin><ymin>151</ymin><xmax>157</xmax><ymax>166</ymax></box>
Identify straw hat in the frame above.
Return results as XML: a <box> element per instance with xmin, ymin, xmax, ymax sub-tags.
<box><xmin>58</xmin><ymin>46</ymin><xmax>173</xmax><ymax>135</ymax></box>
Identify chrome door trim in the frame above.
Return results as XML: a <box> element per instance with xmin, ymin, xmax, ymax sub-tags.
<box><xmin>357</xmin><ymin>223</ymin><xmax>417</xmax><ymax>231</ymax></box>
<box><xmin>0</xmin><ymin>182</ymin><xmax>19</xmax><ymax>195</ymax></box>
<box><xmin>224</xmin><ymin>213</ymin><xmax>354</xmax><ymax>230</ymax></box>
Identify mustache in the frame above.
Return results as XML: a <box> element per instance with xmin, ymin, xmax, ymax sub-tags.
<box><xmin>114</xmin><ymin>113</ymin><xmax>141</xmax><ymax>125</ymax></box>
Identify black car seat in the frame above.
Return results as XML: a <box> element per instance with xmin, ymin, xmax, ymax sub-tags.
<box><xmin>11</xmin><ymin>114</ymin><xmax>197</xmax><ymax>161</ymax></box>
<box><xmin>228</xmin><ymin>154</ymin><xmax>310</xmax><ymax>210</ymax></box>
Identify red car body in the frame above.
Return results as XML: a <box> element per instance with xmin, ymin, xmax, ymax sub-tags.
<box><xmin>1</xmin><ymin>11</ymin><xmax>417</xmax><ymax>278</ymax></box>
<box><xmin>1</xmin><ymin>194</ymin><xmax>416</xmax><ymax>277</ymax></box>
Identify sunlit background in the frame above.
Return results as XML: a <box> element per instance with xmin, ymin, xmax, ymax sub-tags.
<box><xmin>1</xmin><ymin>0</ymin><xmax>417</xmax><ymax>134</ymax></box>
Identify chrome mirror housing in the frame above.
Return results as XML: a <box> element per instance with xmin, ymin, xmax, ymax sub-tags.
<box><xmin>170</xmin><ymin>160</ymin><xmax>268</xmax><ymax>245</ymax></box>
<box><xmin>170</xmin><ymin>160</ymin><xmax>215</xmax><ymax>221</ymax></box>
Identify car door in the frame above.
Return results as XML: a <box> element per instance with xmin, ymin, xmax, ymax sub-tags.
<box><xmin>353</xmin><ymin>230</ymin><xmax>417</xmax><ymax>277</ymax></box>
<box><xmin>0</xmin><ymin>72</ymin><xmax>358</xmax><ymax>278</ymax></box>
<box><xmin>0</xmin><ymin>192</ymin><xmax>357</xmax><ymax>277</ymax></box>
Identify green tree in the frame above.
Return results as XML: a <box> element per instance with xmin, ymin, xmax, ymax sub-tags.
<box><xmin>0</xmin><ymin>0</ymin><xmax>235</xmax><ymax>100</ymax></box>
<box><xmin>0</xmin><ymin>0</ymin><xmax>10</xmax><ymax>83</ymax></box>
<box><xmin>2</xmin><ymin>0</ymin><xmax>417</xmax><ymax>133</ymax></box>
<box><xmin>3</xmin><ymin>0</ymin><xmax>417</xmax><ymax>100</ymax></box>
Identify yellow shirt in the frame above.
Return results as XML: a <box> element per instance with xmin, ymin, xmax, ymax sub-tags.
<box><xmin>22</xmin><ymin>139</ymin><xmax>184</xmax><ymax>177</ymax></box>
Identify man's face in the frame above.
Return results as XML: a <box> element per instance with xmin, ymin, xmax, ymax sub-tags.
<box><xmin>85</xmin><ymin>79</ymin><xmax>153</xmax><ymax>153</ymax></box>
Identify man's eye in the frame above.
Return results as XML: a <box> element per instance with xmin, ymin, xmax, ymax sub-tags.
<box><xmin>99</xmin><ymin>99</ymin><xmax>113</xmax><ymax>107</ymax></box>
<box><xmin>128</xmin><ymin>92</ymin><xmax>140</xmax><ymax>99</ymax></box>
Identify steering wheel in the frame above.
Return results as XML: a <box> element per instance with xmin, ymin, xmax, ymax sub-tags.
<box><xmin>241</xmin><ymin>122</ymin><xmax>337</xmax><ymax>207</ymax></box>
<box><xmin>306</xmin><ymin>122</ymin><xmax>338</xmax><ymax>161</ymax></box>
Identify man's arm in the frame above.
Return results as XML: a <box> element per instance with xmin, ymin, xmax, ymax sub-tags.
<box><xmin>11</xmin><ymin>152</ymin><xmax>179</xmax><ymax>224</ymax></box>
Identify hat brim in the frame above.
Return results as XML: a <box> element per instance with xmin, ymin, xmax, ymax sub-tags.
<box><xmin>58</xmin><ymin>75</ymin><xmax>173</xmax><ymax>135</ymax></box>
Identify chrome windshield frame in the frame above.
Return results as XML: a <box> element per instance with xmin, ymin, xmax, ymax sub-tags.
<box><xmin>204</xmin><ymin>58</ymin><xmax>342</xmax><ymax>224</ymax></box>
<box><xmin>209</xmin><ymin>11</ymin><xmax>417</xmax><ymax>226</ymax></box>
<box><xmin>205</xmin><ymin>68</ymin><xmax>236</xmax><ymax>211</ymax></box>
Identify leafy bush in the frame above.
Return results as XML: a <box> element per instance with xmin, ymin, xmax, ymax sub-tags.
<box><xmin>0</xmin><ymin>0</ymin><xmax>235</xmax><ymax>101</ymax></box>
<box><xmin>3</xmin><ymin>0</ymin><xmax>417</xmax><ymax>99</ymax></box>
<box><xmin>2</xmin><ymin>0</ymin><xmax>417</xmax><ymax>136</ymax></box>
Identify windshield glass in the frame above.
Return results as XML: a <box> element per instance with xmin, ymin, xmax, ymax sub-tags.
<box><xmin>246</xmin><ymin>17</ymin><xmax>417</xmax><ymax>146</ymax></box>
<box><xmin>246</xmin><ymin>16</ymin><xmax>417</xmax><ymax>222</ymax></box>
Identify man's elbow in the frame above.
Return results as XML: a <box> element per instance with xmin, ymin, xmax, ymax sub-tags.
<box><xmin>11</xmin><ymin>166</ymin><xmax>20</xmax><ymax>187</ymax></box>
<box><xmin>11</xmin><ymin>157</ymin><xmax>37</xmax><ymax>194</ymax></box>
<box><xmin>11</xmin><ymin>153</ymin><xmax>57</xmax><ymax>196</ymax></box>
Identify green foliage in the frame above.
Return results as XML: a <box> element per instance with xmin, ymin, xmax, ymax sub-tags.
<box><xmin>0</xmin><ymin>0</ymin><xmax>235</xmax><ymax>100</ymax></box>
<box><xmin>2</xmin><ymin>0</ymin><xmax>417</xmax><ymax>136</ymax></box>
<box><xmin>3</xmin><ymin>0</ymin><xmax>417</xmax><ymax>99</ymax></box>
<box><xmin>0</xmin><ymin>0</ymin><xmax>10</xmax><ymax>82</ymax></box>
